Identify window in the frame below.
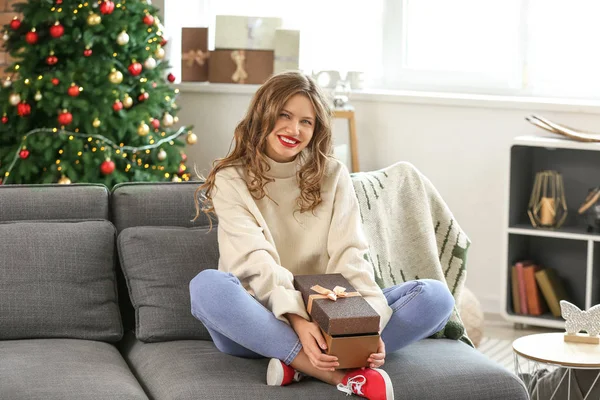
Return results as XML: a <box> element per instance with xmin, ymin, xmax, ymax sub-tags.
<box><xmin>166</xmin><ymin>0</ymin><xmax>600</xmax><ymax>100</ymax></box>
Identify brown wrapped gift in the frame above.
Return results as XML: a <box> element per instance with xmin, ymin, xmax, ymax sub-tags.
<box><xmin>208</xmin><ymin>49</ymin><xmax>273</xmax><ymax>84</ymax></box>
<box><xmin>321</xmin><ymin>328</ymin><xmax>380</xmax><ymax>369</ymax></box>
<box><xmin>294</xmin><ymin>273</ymin><xmax>380</xmax><ymax>335</ymax></box>
<box><xmin>181</xmin><ymin>28</ymin><xmax>209</xmax><ymax>82</ymax></box>
<box><xmin>294</xmin><ymin>274</ymin><xmax>381</xmax><ymax>369</ymax></box>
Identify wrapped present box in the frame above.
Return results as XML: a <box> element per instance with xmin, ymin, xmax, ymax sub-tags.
<box><xmin>274</xmin><ymin>29</ymin><xmax>300</xmax><ymax>74</ymax></box>
<box><xmin>181</xmin><ymin>28</ymin><xmax>209</xmax><ymax>82</ymax></box>
<box><xmin>208</xmin><ymin>49</ymin><xmax>274</xmax><ymax>85</ymax></box>
<box><xmin>294</xmin><ymin>273</ymin><xmax>380</xmax><ymax>369</ymax></box>
<box><xmin>215</xmin><ymin>15</ymin><xmax>282</xmax><ymax>50</ymax></box>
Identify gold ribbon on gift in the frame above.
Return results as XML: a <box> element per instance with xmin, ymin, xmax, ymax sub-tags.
<box><xmin>231</xmin><ymin>50</ymin><xmax>248</xmax><ymax>84</ymax></box>
<box><xmin>182</xmin><ymin>49</ymin><xmax>209</xmax><ymax>67</ymax></box>
<box><xmin>307</xmin><ymin>285</ymin><xmax>361</xmax><ymax>315</ymax></box>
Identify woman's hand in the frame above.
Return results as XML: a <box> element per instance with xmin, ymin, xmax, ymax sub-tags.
<box><xmin>286</xmin><ymin>313</ymin><xmax>339</xmax><ymax>371</ymax></box>
<box><xmin>368</xmin><ymin>337</ymin><xmax>386</xmax><ymax>368</ymax></box>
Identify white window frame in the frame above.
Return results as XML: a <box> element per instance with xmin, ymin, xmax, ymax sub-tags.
<box><xmin>379</xmin><ymin>0</ymin><xmax>532</xmax><ymax>96</ymax></box>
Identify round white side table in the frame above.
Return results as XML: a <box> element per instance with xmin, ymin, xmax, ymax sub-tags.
<box><xmin>513</xmin><ymin>332</ymin><xmax>600</xmax><ymax>400</ymax></box>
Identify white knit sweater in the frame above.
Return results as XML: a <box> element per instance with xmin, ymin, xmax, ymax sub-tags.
<box><xmin>212</xmin><ymin>155</ymin><xmax>392</xmax><ymax>330</ymax></box>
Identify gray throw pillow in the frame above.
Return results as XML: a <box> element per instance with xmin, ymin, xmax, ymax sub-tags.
<box><xmin>0</xmin><ymin>220</ymin><xmax>122</xmax><ymax>341</ymax></box>
<box><xmin>117</xmin><ymin>226</ymin><xmax>218</xmax><ymax>342</ymax></box>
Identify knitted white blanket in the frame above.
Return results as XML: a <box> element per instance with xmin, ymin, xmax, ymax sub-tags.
<box><xmin>351</xmin><ymin>162</ymin><xmax>472</xmax><ymax>344</ymax></box>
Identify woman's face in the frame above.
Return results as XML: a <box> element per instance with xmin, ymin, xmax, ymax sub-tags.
<box><xmin>265</xmin><ymin>94</ymin><xmax>316</xmax><ymax>163</ymax></box>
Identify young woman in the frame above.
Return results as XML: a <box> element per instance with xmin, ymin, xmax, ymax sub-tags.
<box><xmin>190</xmin><ymin>71</ymin><xmax>454</xmax><ymax>400</ymax></box>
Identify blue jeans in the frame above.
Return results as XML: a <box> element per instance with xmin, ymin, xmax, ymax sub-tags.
<box><xmin>189</xmin><ymin>269</ymin><xmax>454</xmax><ymax>365</ymax></box>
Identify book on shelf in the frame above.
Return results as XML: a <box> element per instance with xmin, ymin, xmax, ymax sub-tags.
<box><xmin>523</xmin><ymin>264</ymin><xmax>547</xmax><ymax>315</ymax></box>
<box><xmin>534</xmin><ymin>268</ymin><xmax>571</xmax><ymax>318</ymax></box>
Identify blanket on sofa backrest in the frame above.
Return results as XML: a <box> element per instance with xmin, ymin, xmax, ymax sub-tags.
<box><xmin>351</xmin><ymin>162</ymin><xmax>472</xmax><ymax>346</ymax></box>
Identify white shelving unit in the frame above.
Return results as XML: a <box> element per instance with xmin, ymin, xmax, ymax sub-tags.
<box><xmin>500</xmin><ymin>135</ymin><xmax>600</xmax><ymax>329</ymax></box>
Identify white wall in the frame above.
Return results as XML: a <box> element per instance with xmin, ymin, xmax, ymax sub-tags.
<box><xmin>174</xmin><ymin>88</ymin><xmax>600</xmax><ymax>313</ymax></box>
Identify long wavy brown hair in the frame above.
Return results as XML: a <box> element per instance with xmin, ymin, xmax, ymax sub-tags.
<box><xmin>194</xmin><ymin>71</ymin><xmax>333</xmax><ymax>224</ymax></box>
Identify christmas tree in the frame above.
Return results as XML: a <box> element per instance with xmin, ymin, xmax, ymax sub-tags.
<box><xmin>0</xmin><ymin>0</ymin><xmax>197</xmax><ymax>186</ymax></box>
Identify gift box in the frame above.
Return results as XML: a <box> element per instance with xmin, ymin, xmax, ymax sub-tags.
<box><xmin>215</xmin><ymin>15</ymin><xmax>282</xmax><ymax>50</ymax></box>
<box><xmin>274</xmin><ymin>29</ymin><xmax>300</xmax><ymax>74</ymax></box>
<box><xmin>294</xmin><ymin>273</ymin><xmax>380</xmax><ymax>369</ymax></box>
<box><xmin>181</xmin><ymin>28</ymin><xmax>209</xmax><ymax>82</ymax></box>
<box><xmin>208</xmin><ymin>49</ymin><xmax>274</xmax><ymax>84</ymax></box>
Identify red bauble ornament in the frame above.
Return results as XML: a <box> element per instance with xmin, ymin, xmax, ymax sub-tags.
<box><xmin>10</xmin><ymin>18</ymin><xmax>21</xmax><ymax>31</ymax></box>
<box><xmin>83</xmin><ymin>48</ymin><xmax>92</xmax><ymax>57</ymax></box>
<box><xmin>143</xmin><ymin>14</ymin><xmax>154</xmax><ymax>26</ymax></box>
<box><xmin>46</xmin><ymin>55</ymin><xmax>58</xmax><ymax>65</ymax></box>
<box><xmin>128</xmin><ymin>62</ymin><xmax>142</xmax><ymax>76</ymax></box>
<box><xmin>100</xmin><ymin>1</ymin><xmax>115</xmax><ymax>15</ymax></box>
<box><xmin>17</xmin><ymin>102</ymin><xmax>31</xmax><ymax>117</ymax></box>
<box><xmin>151</xmin><ymin>118</ymin><xmax>160</xmax><ymax>129</ymax></box>
<box><xmin>167</xmin><ymin>73</ymin><xmax>176</xmax><ymax>83</ymax></box>
<box><xmin>138</xmin><ymin>92</ymin><xmax>149</xmax><ymax>101</ymax></box>
<box><xmin>19</xmin><ymin>149</ymin><xmax>30</xmax><ymax>159</ymax></box>
<box><xmin>181</xmin><ymin>152</ymin><xmax>187</xmax><ymax>162</ymax></box>
<box><xmin>49</xmin><ymin>22</ymin><xmax>64</xmax><ymax>38</ymax></box>
<box><xmin>100</xmin><ymin>159</ymin><xmax>115</xmax><ymax>175</ymax></box>
<box><xmin>25</xmin><ymin>30</ymin><xmax>38</xmax><ymax>45</ymax></box>
<box><xmin>1</xmin><ymin>115</ymin><xmax>8</xmax><ymax>124</ymax></box>
<box><xmin>67</xmin><ymin>84</ymin><xmax>80</xmax><ymax>97</ymax></box>
<box><xmin>113</xmin><ymin>100</ymin><xmax>123</xmax><ymax>111</ymax></box>
<box><xmin>51</xmin><ymin>78</ymin><xmax>60</xmax><ymax>86</ymax></box>
<box><xmin>56</xmin><ymin>0</ymin><xmax>63</xmax><ymax>4</ymax></box>
<box><xmin>152</xmin><ymin>82</ymin><xmax>157</xmax><ymax>88</ymax></box>
<box><xmin>160</xmin><ymin>38</ymin><xmax>167</xmax><ymax>46</ymax></box>
<box><xmin>57</xmin><ymin>110</ymin><xmax>73</xmax><ymax>126</ymax></box>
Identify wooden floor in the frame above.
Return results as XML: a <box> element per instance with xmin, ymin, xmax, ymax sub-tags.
<box><xmin>483</xmin><ymin>313</ymin><xmax>560</xmax><ymax>341</ymax></box>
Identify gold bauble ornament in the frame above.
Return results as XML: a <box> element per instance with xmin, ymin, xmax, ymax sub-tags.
<box><xmin>92</xmin><ymin>118</ymin><xmax>101</xmax><ymax>128</ymax></box>
<box><xmin>123</xmin><ymin>95</ymin><xmax>133</xmax><ymax>108</ymax></box>
<box><xmin>173</xmin><ymin>116</ymin><xmax>179</xmax><ymax>123</ymax></box>
<box><xmin>3</xmin><ymin>78</ymin><xmax>12</xmax><ymax>88</ymax></box>
<box><xmin>58</xmin><ymin>175</ymin><xmax>71</xmax><ymax>184</ymax></box>
<box><xmin>155</xmin><ymin>46</ymin><xmax>165</xmax><ymax>59</ymax></box>
<box><xmin>87</xmin><ymin>13</ymin><xmax>101</xmax><ymax>26</ymax></box>
<box><xmin>186</xmin><ymin>132</ymin><xmax>197</xmax><ymax>145</ymax></box>
<box><xmin>117</xmin><ymin>30</ymin><xmax>129</xmax><ymax>46</ymax></box>
<box><xmin>144</xmin><ymin>57</ymin><xmax>157</xmax><ymax>70</ymax></box>
<box><xmin>157</xmin><ymin>148</ymin><xmax>167</xmax><ymax>161</ymax></box>
<box><xmin>109</xmin><ymin>69</ymin><xmax>123</xmax><ymax>84</ymax></box>
<box><xmin>9</xmin><ymin>93</ymin><xmax>21</xmax><ymax>106</ymax></box>
<box><xmin>162</xmin><ymin>113</ymin><xmax>174</xmax><ymax>127</ymax></box>
<box><xmin>138</xmin><ymin>122</ymin><xmax>150</xmax><ymax>136</ymax></box>
<box><xmin>172</xmin><ymin>175</ymin><xmax>181</xmax><ymax>183</ymax></box>
<box><xmin>34</xmin><ymin>91</ymin><xmax>42</xmax><ymax>101</ymax></box>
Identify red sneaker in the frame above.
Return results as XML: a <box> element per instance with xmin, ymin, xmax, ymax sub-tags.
<box><xmin>337</xmin><ymin>368</ymin><xmax>394</xmax><ymax>400</ymax></box>
<box><xmin>266</xmin><ymin>358</ymin><xmax>304</xmax><ymax>386</ymax></box>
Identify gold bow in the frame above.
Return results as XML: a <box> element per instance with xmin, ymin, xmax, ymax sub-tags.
<box><xmin>231</xmin><ymin>50</ymin><xmax>248</xmax><ymax>84</ymax></box>
<box><xmin>182</xmin><ymin>49</ymin><xmax>209</xmax><ymax>67</ymax></box>
<box><xmin>307</xmin><ymin>285</ymin><xmax>361</xmax><ymax>314</ymax></box>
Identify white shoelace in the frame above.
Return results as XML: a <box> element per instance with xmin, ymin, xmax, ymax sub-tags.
<box><xmin>337</xmin><ymin>375</ymin><xmax>366</xmax><ymax>396</ymax></box>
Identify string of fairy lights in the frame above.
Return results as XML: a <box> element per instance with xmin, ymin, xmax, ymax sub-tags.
<box><xmin>2</xmin><ymin>126</ymin><xmax>191</xmax><ymax>184</ymax></box>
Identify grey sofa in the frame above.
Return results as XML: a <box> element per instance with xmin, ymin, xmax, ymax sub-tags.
<box><xmin>0</xmin><ymin>182</ymin><xmax>529</xmax><ymax>400</ymax></box>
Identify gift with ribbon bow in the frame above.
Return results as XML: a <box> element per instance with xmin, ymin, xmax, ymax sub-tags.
<box><xmin>208</xmin><ymin>49</ymin><xmax>274</xmax><ymax>85</ymax></box>
<box><xmin>294</xmin><ymin>274</ymin><xmax>380</xmax><ymax>336</ymax></box>
<box><xmin>181</xmin><ymin>28</ymin><xmax>209</xmax><ymax>82</ymax></box>
<box><xmin>294</xmin><ymin>273</ymin><xmax>381</xmax><ymax>369</ymax></box>
<box><xmin>215</xmin><ymin>15</ymin><xmax>282</xmax><ymax>50</ymax></box>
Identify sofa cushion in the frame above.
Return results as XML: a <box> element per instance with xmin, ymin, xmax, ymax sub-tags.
<box><xmin>0</xmin><ymin>220</ymin><xmax>122</xmax><ymax>341</ymax></box>
<box><xmin>120</xmin><ymin>334</ymin><xmax>528</xmax><ymax>400</ymax></box>
<box><xmin>0</xmin><ymin>184</ymin><xmax>109</xmax><ymax>222</ymax></box>
<box><xmin>0</xmin><ymin>339</ymin><xmax>148</xmax><ymax>400</ymax></box>
<box><xmin>117</xmin><ymin>226</ymin><xmax>218</xmax><ymax>342</ymax></box>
